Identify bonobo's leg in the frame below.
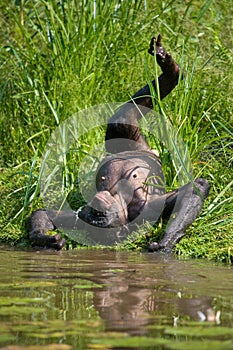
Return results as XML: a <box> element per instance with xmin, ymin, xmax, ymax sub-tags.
<box><xmin>148</xmin><ymin>178</ymin><xmax>210</xmax><ymax>253</ymax></box>
<box><xmin>105</xmin><ymin>34</ymin><xmax>183</xmax><ymax>154</ymax></box>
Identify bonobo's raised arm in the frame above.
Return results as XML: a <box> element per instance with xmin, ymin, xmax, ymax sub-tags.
<box><xmin>105</xmin><ymin>34</ymin><xmax>183</xmax><ymax>154</ymax></box>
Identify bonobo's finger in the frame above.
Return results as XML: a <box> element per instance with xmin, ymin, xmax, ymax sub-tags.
<box><xmin>148</xmin><ymin>241</ymin><xmax>159</xmax><ymax>252</ymax></box>
<box><xmin>156</xmin><ymin>34</ymin><xmax>162</xmax><ymax>47</ymax></box>
<box><xmin>48</xmin><ymin>233</ymin><xmax>62</xmax><ymax>243</ymax></box>
<box><xmin>49</xmin><ymin>237</ymin><xmax>66</xmax><ymax>250</ymax></box>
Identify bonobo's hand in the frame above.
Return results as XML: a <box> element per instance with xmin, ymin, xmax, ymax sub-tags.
<box><xmin>29</xmin><ymin>231</ymin><xmax>66</xmax><ymax>250</ymax></box>
<box><xmin>28</xmin><ymin>209</ymin><xmax>66</xmax><ymax>250</ymax></box>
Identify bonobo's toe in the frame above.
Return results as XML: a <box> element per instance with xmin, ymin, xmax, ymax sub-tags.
<box><xmin>148</xmin><ymin>36</ymin><xmax>156</xmax><ymax>56</ymax></box>
<box><xmin>148</xmin><ymin>34</ymin><xmax>166</xmax><ymax>58</ymax></box>
<box><xmin>156</xmin><ymin>34</ymin><xmax>162</xmax><ymax>47</ymax></box>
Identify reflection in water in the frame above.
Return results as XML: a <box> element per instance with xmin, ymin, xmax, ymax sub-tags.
<box><xmin>86</xmin><ymin>253</ymin><xmax>223</xmax><ymax>334</ymax></box>
<box><xmin>0</xmin><ymin>248</ymin><xmax>232</xmax><ymax>349</ymax></box>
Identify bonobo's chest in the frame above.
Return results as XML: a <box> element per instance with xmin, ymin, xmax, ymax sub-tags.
<box><xmin>95</xmin><ymin>151</ymin><xmax>165</xmax><ymax>198</ymax></box>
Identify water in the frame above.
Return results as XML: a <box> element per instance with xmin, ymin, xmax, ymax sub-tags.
<box><xmin>0</xmin><ymin>247</ymin><xmax>232</xmax><ymax>349</ymax></box>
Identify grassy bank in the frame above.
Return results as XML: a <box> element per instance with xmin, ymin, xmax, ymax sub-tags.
<box><xmin>0</xmin><ymin>0</ymin><xmax>232</xmax><ymax>262</ymax></box>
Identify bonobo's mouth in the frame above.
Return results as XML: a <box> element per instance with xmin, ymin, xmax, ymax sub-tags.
<box><xmin>78</xmin><ymin>206</ymin><xmax>118</xmax><ymax>228</ymax></box>
<box><xmin>78</xmin><ymin>190</ymin><xmax>127</xmax><ymax>229</ymax></box>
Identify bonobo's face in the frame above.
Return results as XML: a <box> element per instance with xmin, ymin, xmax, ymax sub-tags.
<box><xmin>78</xmin><ymin>152</ymin><xmax>164</xmax><ymax>229</ymax></box>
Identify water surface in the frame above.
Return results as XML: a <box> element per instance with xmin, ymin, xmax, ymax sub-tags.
<box><xmin>0</xmin><ymin>247</ymin><xmax>232</xmax><ymax>349</ymax></box>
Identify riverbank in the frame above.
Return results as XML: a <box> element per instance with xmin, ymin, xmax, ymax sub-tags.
<box><xmin>0</xmin><ymin>0</ymin><xmax>232</xmax><ymax>262</ymax></box>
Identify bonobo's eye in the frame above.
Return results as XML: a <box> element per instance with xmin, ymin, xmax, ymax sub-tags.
<box><xmin>132</xmin><ymin>173</ymin><xmax>137</xmax><ymax>179</ymax></box>
<box><xmin>101</xmin><ymin>176</ymin><xmax>106</xmax><ymax>181</ymax></box>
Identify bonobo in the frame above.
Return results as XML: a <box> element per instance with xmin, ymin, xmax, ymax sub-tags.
<box><xmin>28</xmin><ymin>35</ymin><xmax>210</xmax><ymax>251</ymax></box>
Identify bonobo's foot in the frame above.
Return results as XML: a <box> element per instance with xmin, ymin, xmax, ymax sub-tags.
<box><xmin>148</xmin><ymin>34</ymin><xmax>164</xmax><ymax>57</ymax></box>
<box><xmin>148</xmin><ymin>34</ymin><xmax>182</xmax><ymax>78</ymax></box>
<box><xmin>28</xmin><ymin>209</ymin><xmax>66</xmax><ymax>250</ymax></box>
<box><xmin>148</xmin><ymin>178</ymin><xmax>210</xmax><ymax>253</ymax></box>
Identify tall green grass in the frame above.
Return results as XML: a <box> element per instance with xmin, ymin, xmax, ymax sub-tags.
<box><xmin>0</xmin><ymin>0</ymin><xmax>232</xmax><ymax>261</ymax></box>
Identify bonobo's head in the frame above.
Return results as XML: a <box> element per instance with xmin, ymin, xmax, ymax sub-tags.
<box><xmin>78</xmin><ymin>151</ymin><xmax>164</xmax><ymax>231</ymax></box>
